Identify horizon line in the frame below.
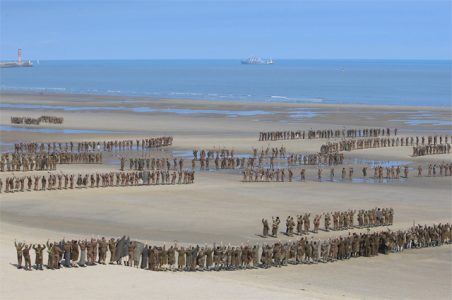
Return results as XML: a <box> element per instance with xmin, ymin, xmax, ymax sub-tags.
<box><xmin>1</xmin><ymin>58</ymin><xmax>452</xmax><ymax>61</ymax></box>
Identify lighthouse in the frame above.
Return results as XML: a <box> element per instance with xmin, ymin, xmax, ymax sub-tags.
<box><xmin>0</xmin><ymin>49</ymin><xmax>33</xmax><ymax>68</ymax></box>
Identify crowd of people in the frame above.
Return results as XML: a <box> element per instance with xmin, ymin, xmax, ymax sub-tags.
<box><xmin>242</xmin><ymin>168</ymin><xmax>294</xmax><ymax>182</ymax></box>
<box><xmin>0</xmin><ymin>170</ymin><xmax>195</xmax><ymax>193</ymax></box>
<box><xmin>13</xmin><ymin>137</ymin><xmax>173</xmax><ymax>154</ymax></box>
<box><xmin>417</xmin><ymin>163</ymin><xmax>452</xmax><ymax>177</ymax></box>
<box><xmin>0</xmin><ymin>152</ymin><xmax>102</xmax><ymax>172</ymax></box>
<box><xmin>320</xmin><ymin>136</ymin><xmax>451</xmax><ymax>154</ymax></box>
<box><xmin>10</xmin><ymin>115</ymin><xmax>64</xmax><ymax>125</ymax></box>
<box><xmin>241</xmin><ymin>163</ymin><xmax>452</xmax><ymax>183</ymax></box>
<box><xmin>121</xmin><ymin>157</ymin><xmax>184</xmax><ymax>171</ymax></box>
<box><xmin>262</xmin><ymin>208</ymin><xmax>394</xmax><ymax>238</ymax></box>
<box><xmin>258</xmin><ymin>128</ymin><xmax>397</xmax><ymax>141</ymax></box>
<box><xmin>14</xmin><ymin>223</ymin><xmax>450</xmax><ymax>272</ymax></box>
<box><xmin>189</xmin><ymin>150</ymin><xmax>344</xmax><ymax>172</ymax></box>
<box><xmin>412</xmin><ymin>143</ymin><xmax>451</xmax><ymax>156</ymax></box>
<box><xmin>193</xmin><ymin>146</ymin><xmax>289</xmax><ymax>161</ymax></box>
<box><xmin>193</xmin><ymin>148</ymin><xmax>238</xmax><ymax>160</ymax></box>
<box><xmin>286</xmin><ymin>152</ymin><xmax>344</xmax><ymax>166</ymax></box>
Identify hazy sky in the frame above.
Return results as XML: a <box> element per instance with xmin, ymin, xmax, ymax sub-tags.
<box><xmin>1</xmin><ymin>0</ymin><xmax>451</xmax><ymax>60</ymax></box>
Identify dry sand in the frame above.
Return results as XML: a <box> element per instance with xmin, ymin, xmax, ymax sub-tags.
<box><xmin>0</xmin><ymin>92</ymin><xmax>451</xmax><ymax>300</ymax></box>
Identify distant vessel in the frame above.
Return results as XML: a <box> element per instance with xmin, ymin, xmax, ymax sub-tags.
<box><xmin>241</xmin><ymin>56</ymin><xmax>273</xmax><ymax>65</ymax></box>
<box><xmin>0</xmin><ymin>49</ymin><xmax>33</xmax><ymax>68</ymax></box>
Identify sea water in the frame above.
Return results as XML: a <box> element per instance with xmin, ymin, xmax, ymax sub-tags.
<box><xmin>1</xmin><ymin>59</ymin><xmax>451</xmax><ymax>107</ymax></box>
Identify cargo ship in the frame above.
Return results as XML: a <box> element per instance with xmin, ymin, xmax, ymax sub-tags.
<box><xmin>0</xmin><ymin>49</ymin><xmax>33</xmax><ymax>68</ymax></box>
<box><xmin>241</xmin><ymin>56</ymin><xmax>273</xmax><ymax>65</ymax></box>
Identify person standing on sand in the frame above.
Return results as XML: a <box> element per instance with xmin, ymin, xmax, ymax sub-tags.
<box><xmin>272</xmin><ymin>217</ymin><xmax>280</xmax><ymax>237</ymax></box>
<box><xmin>127</xmin><ymin>241</ymin><xmax>136</xmax><ymax>267</ymax></box>
<box><xmin>296</xmin><ymin>215</ymin><xmax>303</xmax><ymax>235</ymax></box>
<box><xmin>23</xmin><ymin>244</ymin><xmax>32</xmax><ymax>271</ymax></box>
<box><xmin>33</xmin><ymin>243</ymin><xmax>46</xmax><ymax>270</ymax></box>
<box><xmin>300</xmin><ymin>169</ymin><xmax>305</xmax><ymax>182</ymax></box>
<box><xmin>324</xmin><ymin>212</ymin><xmax>331</xmax><ymax>231</ymax></box>
<box><xmin>262</xmin><ymin>219</ymin><xmax>269</xmax><ymax>237</ymax></box>
<box><xmin>98</xmin><ymin>237</ymin><xmax>108</xmax><ymax>264</ymax></box>
<box><xmin>14</xmin><ymin>240</ymin><xmax>25</xmax><ymax>269</ymax></box>
<box><xmin>70</xmin><ymin>240</ymin><xmax>79</xmax><ymax>267</ymax></box>
<box><xmin>108</xmin><ymin>238</ymin><xmax>116</xmax><ymax>264</ymax></box>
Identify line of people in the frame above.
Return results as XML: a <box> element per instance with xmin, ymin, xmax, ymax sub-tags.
<box><xmin>193</xmin><ymin>148</ymin><xmax>237</xmax><ymax>160</ymax></box>
<box><xmin>13</xmin><ymin>137</ymin><xmax>173</xmax><ymax>154</ymax></box>
<box><xmin>258</xmin><ymin>128</ymin><xmax>397</xmax><ymax>141</ymax></box>
<box><xmin>121</xmin><ymin>157</ymin><xmax>184</xmax><ymax>172</ymax></box>
<box><xmin>13</xmin><ymin>223</ymin><xmax>450</xmax><ymax>272</ymax></box>
<box><xmin>241</xmin><ymin>163</ymin><xmax>452</xmax><ymax>183</ymax></box>
<box><xmin>417</xmin><ymin>163</ymin><xmax>452</xmax><ymax>177</ymax></box>
<box><xmin>0</xmin><ymin>170</ymin><xmax>195</xmax><ymax>193</ymax></box>
<box><xmin>320</xmin><ymin>136</ymin><xmax>451</xmax><ymax>154</ymax></box>
<box><xmin>286</xmin><ymin>152</ymin><xmax>344</xmax><ymax>166</ymax></box>
<box><xmin>412</xmin><ymin>143</ymin><xmax>451</xmax><ymax>156</ymax></box>
<box><xmin>262</xmin><ymin>208</ymin><xmax>394</xmax><ymax>238</ymax></box>
<box><xmin>193</xmin><ymin>152</ymin><xmax>345</xmax><ymax>172</ymax></box>
<box><xmin>242</xmin><ymin>168</ymin><xmax>294</xmax><ymax>182</ymax></box>
<box><xmin>0</xmin><ymin>152</ymin><xmax>102</xmax><ymax>172</ymax></box>
<box><xmin>251</xmin><ymin>146</ymin><xmax>287</xmax><ymax>159</ymax></box>
<box><xmin>193</xmin><ymin>146</ymin><xmax>288</xmax><ymax>161</ymax></box>
<box><xmin>10</xmin><ymin>115</ymin><xmax>64</xmax><ymax>125</ymax></box>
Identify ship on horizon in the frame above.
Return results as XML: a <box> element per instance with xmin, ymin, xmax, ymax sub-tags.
<box><xmin>241</xmin><ymin>56</ymin><xmax>273</xmax><ymax>65</ymax></box>
<box><xmin>0</xmin><ymin>49</ymin><xmax>33</xmax><ymax>68</ymax></box>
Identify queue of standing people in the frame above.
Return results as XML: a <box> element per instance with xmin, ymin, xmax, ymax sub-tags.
<box><xmin>262</xmin><ymin>208</ymin><xmax>394</xmax><ymax>238</ymax></box>
<box><xmin>14</xmin><ymin>223</ymin><xmax>450</xmax><ymax>272</ymax></box>
<box><xmin>259</xmin><ymin>128</ymin><xmax>397</xmax><ymax>141</ymax></box>
<box><xmin>10</xmin><ymin>115</ymin><xmax>64</xmax><ymax>125</ymax></box>
<box><xmin>0</xmin><ymin>170</ymin><xmax>195</xmax><ymax>193</ymax></box>
<box><xmin>13</xmin><ymin>137</ymin><xmax>173</xmax><ymax>154</ymax></box>
<box><xmin>0</xmin><ymin>152</ymin><xmax>102</xmax><ymax>172</ymax></box>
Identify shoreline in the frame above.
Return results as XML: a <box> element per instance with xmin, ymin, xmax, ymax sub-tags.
<box><xmin>1</xmin><ymin>90</ymin><xmax>451</xmax><ymax>111</ymax></box>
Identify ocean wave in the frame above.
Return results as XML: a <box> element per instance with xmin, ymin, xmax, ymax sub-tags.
<box><xmin>1</xmin><ymin>86</ymin><xmax>67</xmax><ymax>92</ymax></box>
<box><xmin>271</xmin><ymin>95</ymin><xmax>323</xmax><ymax>103</ymax></box>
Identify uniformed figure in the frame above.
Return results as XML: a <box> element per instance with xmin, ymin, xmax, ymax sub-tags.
<box><xmin>272</xmin><ymin>217</ymin><xmax>280</xmax><ymax>237</ymax></box>
<box><xmin>127</xmin><ymin>241</ymin><xmax>136</xmax><ymax>267</ymax></box>
<box><xmin>14</xmin><ymin>240</ymin><xmax>25</xmax><ymax>269</ymax></box>
<box><xmin>262</xmin><ymin>219</ymin><xmax>269</xmax><ymax>237</ymax></box>
<box><xmin>98</xmin><ymin>237</ymin><xmax>108</xmax><ymax>264</ymax></box>
<box><xmin>33</xmin><ymin>244</ymin><xmax>46</xmax><ymax>270</ymax></box>
<box><xmin>108</xmin><ymin>238</ymin><xmax>116</xmax><ymax>264</ymax></box>
<box><xmin>23</xmin><ymin>244</ymin><xmax>32</xmax><ymax>271</ymax></box>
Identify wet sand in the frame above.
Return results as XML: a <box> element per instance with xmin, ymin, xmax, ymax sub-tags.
<box><xmin>0</xmin><ymin>92</ymin><xmax>451</xmax><ymax>300</ymax></box>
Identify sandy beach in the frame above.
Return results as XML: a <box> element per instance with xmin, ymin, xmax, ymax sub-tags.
<box><xmin>0</xmin><ymin>92</ymin><xmax>451</xmax><ymax>300</ymax></box>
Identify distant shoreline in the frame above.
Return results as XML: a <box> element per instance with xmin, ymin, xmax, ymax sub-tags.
<box><xmin>1</xmin><ymin>90</ymin><xmax>451</xmax><ymax>110</ymax></box>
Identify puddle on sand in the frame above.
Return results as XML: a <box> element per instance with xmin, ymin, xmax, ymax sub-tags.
<box><xmin>297</xmin><ymin>176</ymin><xmax>407</xmax><ymax>185</ymax></box>
<box><xmin>347</xmin><ymin>158</ymin><xmax>411</xmax><ymax>168</ymax></box>
<box><xmin>289</xmin><ymin>111</ymin><xmax>318</xmax><ymax>119</ymax></box>
<box><xmin>391</xmin><ymin>119</ymin><xmax>452</xmax><ymax>126</ymax></box>
<box><xmin>0</xmin><ymin>103</ymin><xmax>274</xmax><ymax>117</ymax></box>
<box><xmin>0</xmin><ymin>125</ymin><xmax>124</xmax><ymax>135</ymax></box>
